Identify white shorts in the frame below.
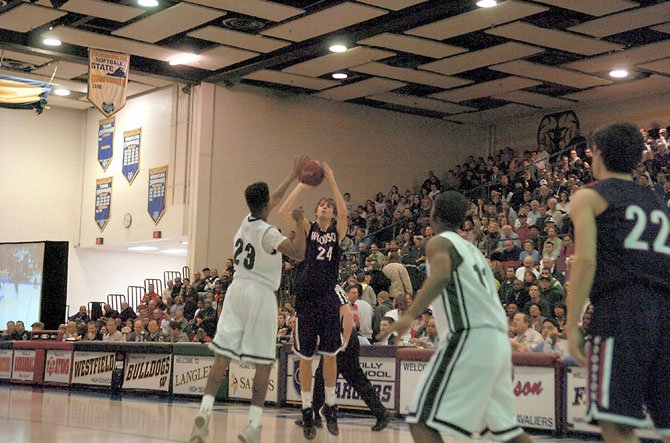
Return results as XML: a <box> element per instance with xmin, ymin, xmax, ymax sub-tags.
<box><xmin>210</xmin><ymin>278</ymin><xmax>277</xmax><ymax>365</ymax></box>
<box><xmin>407</xmin><ymin>328</ymin><xmax>523</xmax><ymax>441</ymax></box>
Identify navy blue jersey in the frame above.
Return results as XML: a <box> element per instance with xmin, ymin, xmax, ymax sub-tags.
<box><xmin>295</xmin><ymin>221</ymin><xmax>341</xmax><ymax>301</ymax></box>
<box><xmin>588</xmin><ymin>179</ymin><xmax>670</xmax><ymax>331</ymax></box>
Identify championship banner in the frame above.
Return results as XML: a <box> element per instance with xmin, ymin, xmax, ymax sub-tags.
<box><xmin>95</xmin><ymin>177</ymin><xmax>113</xmax><ymax>231</ymax></box>
<box><xmin>0</xmin><ymin>350</ymin><xmax>12</xmax><ymax>379</ymax></box>
<box><xmin>173</xmin><ymin>355</ymin><xmax>215</xmax><ymax>396</ymax></box>
<box><xmin>122</xmin><ymin>128</ymin><xmax>141</xmax><ymax>184</ymax></box>
<box><xmin>88</xmin><ymin>49</ymin><xmax>129</xmax><ymax>118</ymax></box>
<box><xmin>12</xmin><ymin>349</ymin><xmax>36</xmax><ymax>382</ymax></box>
<box><xmin>512</xmin><ymin>366</ymin><xmax>556</xmax><ymax>431</ymax></box>
<box><xmin>71</xmin><ymin>351</ymin><xmax>115</xmax><ymax>386</ymax></box>
<box><xmin>229</xmin><ymin>360</ymin><xmax>279</xmax><ymax>403</ymax></box>
<box><xmin>148</xmin><ymin>166</ymin><xmax>167</xmax><ymax>224</ymax></box>
<box><xmin>123</xmin><ymin>353</ymin><xmax>171</xmax><ymax>392</ymax></box>
<box><xmin>97</xmin><ymin>117</ymin><xmax>114</xmax><ymax>171</ymax></box>
<box><xmin>44</xmin><ymin>349</ymin><xmax>73</xmax><ymax>384</ymax></box>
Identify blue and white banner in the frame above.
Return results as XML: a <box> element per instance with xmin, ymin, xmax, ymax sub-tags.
<box><xmin>97</xmin><ymin>117</ymin><xmax>114</xmax><ymax>171</ymax></box>
<box><xmin>95</xmin><ymin>177</ymin><xmax>113</xmax><ymax>231</ymax></box>
<box><xmin>148</xmin><ymin>166</ymin><xmax>167</xmax><ymax>224</ymax></box>
<box><xmin>122</xmin><ymin>128</ymin><xmax>141</xmax><ymax>184</ymax></box>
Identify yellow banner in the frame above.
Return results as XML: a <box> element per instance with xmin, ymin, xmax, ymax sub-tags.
<box><xmin>88</xmin><ymin>49</ymin><xmax>129</xmax><ymax>117</ymax></box>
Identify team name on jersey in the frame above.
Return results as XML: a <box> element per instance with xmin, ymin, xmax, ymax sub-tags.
<box><xmin>310</xmin><ymin>231</ymin><xmax>337</xmax><ymax>244</ymax></box>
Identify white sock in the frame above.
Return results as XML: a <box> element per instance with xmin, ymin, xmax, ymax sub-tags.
<box><xmin>325</xmin><ymin>387</ymin><xmax>336</xmax><ymax>406</ymax></box>
<box><xmin>249</xmin><ymin>405</ymin><xmax>262</xmax><ymax>428</ymax></box>
<box><xmin>200</xmin><ymin>394</ymin><xmax>214</xmax><ymax>414</ymax></box>
<box><xmin>301</xmin><ymin>390</ymin><xmax>312</xmax><ymax>410</ymax></box>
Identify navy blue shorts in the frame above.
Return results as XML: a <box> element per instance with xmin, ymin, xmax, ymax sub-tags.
<box><xmin>293</xmin><ymin>302</ymin><xmax>342</xmax><ymax>359</ymax></box>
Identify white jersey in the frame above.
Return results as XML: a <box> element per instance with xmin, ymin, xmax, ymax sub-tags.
<box><xmin>231</xmin><ymin>214</ymin><xmax>286</xmax><ymax>290</ymax></box>
<box><xmin>428</xmin><ymin>230</ymin><xmax>507</xmax><ymax>342</ymax></box>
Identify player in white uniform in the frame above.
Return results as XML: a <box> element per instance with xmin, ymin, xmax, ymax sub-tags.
<box><xmin>190</xmin><ymin>157</ymin><xmax>309</xmax><ymax>443</ymax></box>
<box><xmin>379</xmin><ymin>191</ymin><xmax>532</xmax><ymax>443</ymax></box>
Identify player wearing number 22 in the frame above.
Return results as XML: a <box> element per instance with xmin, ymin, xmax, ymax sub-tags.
<box><xmin>567</xmin><ymin>123</ymin><xmax>670</xmax><ymax>443</ymax></box>
<box><xmin>279</xmin><ymin>162</ymin><xmax>348</xmax><ymax>440</ymax></box>
<box><xmin>189</xmin><ymin>157</ymin><xmax>309</xmax><ymax>443</ymax></box>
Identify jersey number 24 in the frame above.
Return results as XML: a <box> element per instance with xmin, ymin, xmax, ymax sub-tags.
<box><xmin>234</xmin><ymin>239</ymin><xmax>256</xmax><ymax>269</ymax></box>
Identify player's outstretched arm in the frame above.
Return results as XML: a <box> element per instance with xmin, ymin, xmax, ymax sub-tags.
<box><xmin>377</xmin><ymin>236</ymin><xmax>453</xmax><ymax>340</ymax></box>
<box><xmin>566</xmin><ymin>188</ymin><xmax>599</xmax><ymax>367</ymax></box>
<box><xmin>322</xmin><ymin>162</ymin><xmax>348</xmax><ymax>240</ymax></box>
<box><xmin>278</xmin><ymin>182</ymin><xmax>311</xmax><ymax>235</ymax></box>
<box><xmin>277</xmin><ymin>207</ymin><xmax>307</xmax><ymax>261</ymax></box>
<box><xmin>268</xmin><ymin>155</ymin><xmax>310</xmax><ymax>213</ymax></box>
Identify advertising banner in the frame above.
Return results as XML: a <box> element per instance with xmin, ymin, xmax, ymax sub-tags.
<box><xmin>95</xmin><ymin>177</ymin><xmax>112</xmax><ymax>231</ymax></box>
<box><xmin>44</xmin><ymin>349</ymin><xmax>72</xmax><ymax>384</ymax></box>
<box><xmin>88</xmin><ymin>49</ymin><xmax>129</xmax><ymax>118</ymax></box>
<box><xmin>97</xmin><ymin>117</ymin><xmax>114</xmax><ymax>171</ymax></box>
<box><xmin>147</xmin><ymin>166</ymin><xmax>167</xmax><ymax>224</ymax></box>
<box><xmin>228</xmin><ymin>359</ymin><xmax>279</xmax><ymax>403</ymax></box>
<box><xmin>72</xmin><ymin>351</ymin><xmax>115</xmax><ymax>386</ymax></box>
<box><xmin>122</xmin><ymin>128</ymin><xmax>141</xmax><ymax>184</ymax></box>
<box><xmin>0</xmin><ymin>349</ymin><xmax>12</xmax><ymax>379</ymax></box>
<box><xmin>286</xmin><ymin>354</ymin><xmax>396</xmax><ymax>409</ymax></box>
<box><xmin>512</xmin><ymin>366</ymin><xmax>556</xmax><ymax>430</ymax></box>
<box><xmin>173</xmin><ymin>355</ymin><xmax>215</xmax><ymax>396</ymax></box>
<box><xmin>123</xmin><ymin>353</ymin><xmax>171</xmax><ymax>392</ymax></box>
<box><xmin>12</xmin><ymin>349</ymin><xmax>36</xmax><ymax>382</ymax></box>
<box><xmin>398</xmin><ymin>359</ymin><xmax>429</xmax><ymax>414</ymax></box>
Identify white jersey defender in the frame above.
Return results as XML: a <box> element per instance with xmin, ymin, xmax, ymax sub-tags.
<box><xmin>407</xmin><ymin>230</ymin><xmax>523</xmax><ymax>440</ymax></box>
<box><xmin>210</xmin><ymin>214</ymin><xmax>286</xmax><ymax>364</ymax></box>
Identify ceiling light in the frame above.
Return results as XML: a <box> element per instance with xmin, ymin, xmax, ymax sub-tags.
<box><xmin>180</xmin><ymin>240</ymin><xmax>189</xmax><ymax>245</ymax></box>
<box><xmin>138</xmin><ymin>0</ymin><xmax>159</xmax><ymax>6</ymax></box>
<box><xmin>53</xmin><ymin>88</ymin><xmax>70</xmax><ymax>96</ymax></box>
<box><xmin>609</xmin><ymin>69</ymin><xmax>629</xmax><ymax>78</ymax></box>
<box><xmin>329</xmin><ymin>44</ymin><xmax>348</xmax><ymax>53</ymax></box>
<box><xmin>43</xmin><ymin>38</ymin><xmax>62</xmax><ymax>47</ymax></box>
<box><xmin>476</xmin><ymin>0</ymin><xmax>497</xmax><ymax>7</ymax></box>
<box><xmin>332</xmin><ymin>72</ymin><xmax>348</xmax><ymax>79</ymax></box>
<box><xmin>127</xmin><ymin>246</ymin><xmax>159</xmax><ymax>251</ymax></box>
<box><xmin>162</xmin><ymin>248</ymin><xmax>187</xmax><ymax>254</ymax></box>
<box><xmin>169</xmin><ymin>53</ymin><xmax>198</xmax><ymax>66</ymax></box>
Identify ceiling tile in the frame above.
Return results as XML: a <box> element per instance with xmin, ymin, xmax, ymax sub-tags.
<box><xmin>42</xmin><ymin>28</ymin><xmax>183</xmax><ymax>61</ymax></box>
<box><xmin>128</xmin><ymin>72</ymin><xmax>173</xmax><ymax>88</ymax></box>
<box><xmin>0</xmin><ymin>68</ymin><xmax>87</xmax><ymax>93</ymax></box>
<box><xmin>351</xmin><ymin>62</ymin><xmax>472</xmax><ymax>89</ymax></box>
<box><xmin>486</xmin><ymin>22</ymin><xmax>623</xmax><ymax>56</ymax></box>
<box><xmin>187</xmin><ymin>0</ymin><xmax>304</xmax><ymax>22</ymax></box>
<box><xmin>188</xmin><ymin>26</ymin><xmax>289</xmax><ymax>53</ymax></box>
<box><xmin>261</xmin><ymin>2</ymin><xmax>387</xmax><ymax>42</ymax></box>
<box><xmin>316</xmin><ymin>77</ymin><xmax>405</xmax><ymax>101</ymax></box>
<box><xmin>651</xmin><ymin>22</ymin><xmax>670</xmax><ymax>34</ymax></box>
<box><xmin>61</xmin><ymin>0</ymin><xmax>145</xmax><ymax>23</ymax></box>
<box><xmin>356</xmin><ymin>0</ymin><xmax>427</xmax><ymax>11</ymax></box>
<box><xmin>568</xmin><ymin>2</ymin><xmax>670</xmax><ymax>37</ymax></box>
<box><xmin>367</xmin><ymin>92</ymin><xmax>476</xmax><ymax>114</ymax></box>
<box><xmin>491</xmin><ymin>60</ymin><xmax>612</xmax><ymax>88</ymax></box>
<box><xmin>430</xmin><ymin>76</ymin><xmax>541</xmax><ymax>102</ymax></box>
<box><xmin>33</xmin><ymin>61</ymin><xmax>88</xmax><ymax>79</ymax></box>
<box><xmin>563</xmin><ymin>74</ymin><xmax>670</xmax><ymax>103</ymax></box>
<box><xmin>419</xmin><ymin>42</ymin><xmax>543</xmax><ymax>75</ymax></box>
<box><xmin>494</xmin><ymin>90</ymin><xmax>575</xmax><ymax>108</ymax></box>
<box><xmin>112</xmin><ymin>3</ymin><xmax>225</xmax><ymax>44</ymax></box>
<box><xmin>531</xmin><ymin>0</ymin><xmax>638</xmax><ymax>16</ymax></box>
<box><xmin>183</xmin><ymin>46</ymin><xmax>259</xmax><ymax>71</ymax></box>
<box><xmin>564</xmin><ymin>39</ymin><xmax>670</xmax><ymax>73</ymax></box>
<box><xmin>357</xmin><ymin>32</ymin><xmax>466</xmax><ymax>59</ymax></box>
<box><xmin>447</xmin><ymin>103</ymin><xmax>539</xmax><ymax>124</ymax></box>
<box><xmin>637</xmin><ymin>58</ymin><xmax>670</xmax><ymax>75</ymax></box>
<box><xmin>282</xmin><ymin>47</ymin><xmax>395</xmax><ymax>77</ymax></box>
<box><xmin>126</xmin><ymin>81</ymin><xmax>156</xmax><ymax>96</ymax></box>
<box><xmin>47</xmin><ymin>95</ymin><xmax>93</xmax><ymax>110</ymax></box>
<box><xmin>0</xmin><ymin>3</ymin><xmax>66</xmax><ymax>33</ymax></box>
<box><xmin>0</xmin><ymin>49</ymin><xmax>51</xmax><ymax>66</ymax></box>
<box><xmin>243</xmin><ymin>70</ymin><xmax>340</xmax><ymax>90</ymax></box>
<box><xmin>405</xmin><ymin>0</ymin><xmax>548</xmax><ymax>40</ymax></box>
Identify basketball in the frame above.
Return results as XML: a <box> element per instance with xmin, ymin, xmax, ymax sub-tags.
<box><xmin>299</xmin><ymin>159</ymin><xmax>325</xmax><ymax>186</ymax></box>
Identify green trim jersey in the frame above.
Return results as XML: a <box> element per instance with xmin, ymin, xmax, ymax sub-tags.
<box><xmin>428</xmin><ymin>230</ymin><xmax>508</xmax><ymax>342</ymax></box>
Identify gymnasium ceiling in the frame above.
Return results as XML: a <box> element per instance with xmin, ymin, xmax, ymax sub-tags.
<box><xmin>1</xmin><ymin>0</ymin><xmax>670</xmax><ymax>121</ymax></box>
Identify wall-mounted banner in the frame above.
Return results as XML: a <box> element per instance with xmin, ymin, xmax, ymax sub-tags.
<box><xmin>71</xmin><ymin>351</ymin><xmax>115</xmax><ymax>386</ymax></box>
<box><xmin>148</xmin><ymin>166</ymin><xmax>167</xmax><ymax>224</ymax></box>
<box><xmin>173</xmin><ymin>355</ymin><xmax>215</xmax><ymax>396</ymax></box>
<box><xmin>97</xmin><ymin>117</ymin><xmax>114</xmax><ymax>171</ymax></box>
<box><xmin>0</xmin><ymin>349</ymin><xmax>12</xmax><ymax>379</ymax></box>
<box><xmin>12</xmin><ymin>349</ymin><xmax>36</xmax><ymax>382</ymax></box>
<box><xmin>88</xmin><ymin>49</ymin><xmax>129</xmax><ymax>118</ymax></box>
<box><xmin>95</xmin><ymin>177</ymin><xmax>113</xmax><ymax>231</ymax></box>
<box><xmin>123</xmin><ymin>353</ymin><xmax>171</xmax><ymax>392</ymax></box>
<box><xmin>122</xmin><ymin>128</ymin><xmax>141</xmax><ymax>184</ymax></box>
<box><xmin>44</xmin><ymin>349</ymin><xmax>73</xmax><ymax>384</ymax></box>
<box><xmin>229</xmin><ymin>359</ymin><xmax>279</xmax><ymax>403</ymax></box>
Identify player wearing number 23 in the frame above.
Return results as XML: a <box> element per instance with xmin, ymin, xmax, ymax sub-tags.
<box><xmin>567</xmin><ymin>123</ymin><xmax>670</xmax><ymax>442</ymax></box>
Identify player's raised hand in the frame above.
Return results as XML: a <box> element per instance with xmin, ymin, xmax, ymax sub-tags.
<box><xmin>322</xmin><ymin>162</ymin><xmax>335</xmax><ymax>183</ymax></box>
<box><xmin>376</xmin><ymin>315</ymin><xmax>412</xmax><ymax>341</ymax></box>
<box><xmin>291</xmin><ymin>207</ymin><xmax>305</xmax><ymax>223</ymax></box>
<box><xmin>567</xmin><ymin>326</ymin><xmax>586</xmax><ymax>366</ymax></box>
<box><xmin>292</xmin><ymin>155</ymin><xmax>311</xmax><ymax>179</ymax></box>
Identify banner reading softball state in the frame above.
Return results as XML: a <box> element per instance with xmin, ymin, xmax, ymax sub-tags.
<box><xmin>88</xmin><ymin>49</ymin><xmax>129</xmax><ymax>118</ymax></box>
<box><xmin>97</xmin><ymin>117</ymin><xmax>114</xmax><ymax>171</ymax></box>
<box><xmin>95</xmin><ymin>177</ymin><xmax>113</xmax><ymax>231</ymax></box>
<box><xmin>122</xmin><ymin>128</ymin><xmax>141</xmax><ymax>184</ymax></box>
<box><xmin>148</xmin><ymin>166</ymin><xmax>167</xmax><ymax>224</ymax></box>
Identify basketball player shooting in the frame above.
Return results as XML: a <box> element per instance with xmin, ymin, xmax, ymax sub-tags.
<box><xmin>279</xmin><ymin>162</ymin><xmax>348</xmax><ymax>440</ymax></box>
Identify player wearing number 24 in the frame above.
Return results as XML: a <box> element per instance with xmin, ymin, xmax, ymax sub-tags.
<box><xmin>567</xmin><ymin>123</ymin><xmax>670</xmax><ymax>443</ymax></box>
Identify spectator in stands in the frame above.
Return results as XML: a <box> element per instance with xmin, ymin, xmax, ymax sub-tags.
<box><xmin>142</xmin><ymin>284</ymin><xmax>160</xmax><ymax>305</ymax></box>
<box><xmin>493</xmin><ymin>238</ymin><xmax>521</xmax><ymax>262</ymax></box>
<box><xmin>498</xmin><ymin>267</ymin><xmax>516</xmax><ymax>305</ymax></box>
<box><xmin>519</xmin><ymin>239</ymin><xmax>539</xmax><ymax>262</ymax></box>
<box><xmin>507</xmin><ymin>279</ymin><xmax>529</xmax><ymax>310</ymax></box>
<box><xmin>377</xmin><ymin>317</ymin><xmax>396</xmax><ymax>346</ymax></box>
<box><xmin>542</xmin><ymin>241</ymin><xmax>560</xmax><ymax>261</ymax></box>
<box><xmin>196</xmin><ymin>268</ymin><xmax>209</xmax><ymax>292</ymax></box>
<box><xmin>524</xmin><ymin>284</ymin><xmax>551</xmax><ymax>317</ymax></box>
<box><xmin>204</xmin><ymin>268</ymin><xmax>220</xmax><ymax>292</ymax></box>
<box><xmin>146</xmin><ymin>320</ymin><xmax>165</xmax><ymax>342</ymax></box>
<box><xmin>183</xmin><ymin>295</ymin><xmax>197</xmax><ymax>321</ymax></box>
<box><xmin>181</xmin><ymin>278</ymin><xmax>197</xmax><ymax>300</ymax></box>
<box><xmin>409</xmin><ymin>318</ymin><xmax>439</xmax><ymax>349</ymax></box>
<box><xmin>383</xmin><ymin>252</ymin><xmax>413</xmax><ymax>300</ymax></box>
<box><xmin>81</xmin><ymin>321</ymin><xmax>101</xmax><ymax>341</ymax></box>
<box><xmin>356</xmin><ymin>271</ymin><xmax>376</xmax><ymax>307</ymax></box>
<box><xmin>168</xmin><ymin>321</ymin><xmax>189</xmax><ymax>343</ymax></box>
<box><xmin>171</xmin><ymin>276</ymin><xmax>183</xmax><ymax>298</ymax></box>
<box><xmin>170</xmin><ymin>295</ymin><xmax>186</xmax><ymax>316</ymax></box>
<box><xmin>194</xmin><ymin>300</ymin><xmax>216</xmax><ymax>328</ymax></box>
<box><xmin>556</xmin><ymin>191</ymin><xmax>571</xmax><ymax>215</ymax></box>
<box><xmin>31</xmin><ymin>322</ymin><xmax>44</xmax><ymax>332</ymax></box>
<box><xmin>277</xmin><ymin>314</ymin><xmax>292</xmax><ymax>342</ymax></box>
<box><xmin>172</xmin><ymin>308</ymin><xmax>190</xmax><ymax>334</ymax></box>
<box><xmin>372</xmin><ymin>291</ymin><xmax>393</xmax><ymax>340</ymax></box>
<box><xmin>541</xmin><ymin>256</ymin><xmax>564</xmax><ymax>284</ymax></box>
<box><xmin>535</xmin><ymin>318</ymin><xmax>567</xmax><ymax>357</ymax></box>
<box><xmin>120</xmin><ymin>326</ymin><xmax>132</xmax><ymax>341</ymax></box>
<box><xmin>498</xmin><ymin>224</ymin><xmax>521</xmax><ymax>248</ymax></box>
<box><xmin>2</xmin><ymin>321</ymin><xmax>16</xmax><ymax>340</ymax></box>
<box><xmin>528</xmin><ymin>303</ymin><xmax>545</xmax><ymax>333</ymax></box>
<box><xmin>539</xmin><ymin>276</ymin><xmax>564</xmax><ymax>310</ymax></box>
<box><xmin>69</xmin><ymin>305</ymin><xmax>90</xmax><ymax>323</ymax></box>
<box><xmin>514</xmin><ymin>213</ymin><xmax>532</xmax><ymax>242</ymax></box>
<box><xmin>102</xmin><ymin>304</ymin><xmax>119</xmax><ymax>319</ymax></box>
<box><xmin>552</xmin><ymin>303</ymin><xmax>567</xmax><ymax>334</ymax></box>
<box><xmin>129</xmin><ymin>319</ymin><xmax>147</xmax><ymax>342</ymax></box>
<box><xmin>510</xmin><ymin>313</ymin><xmax>543</xmax><ymax>352</ymax></box>
<box><xmin>556</xmin><ymin>235</ymin><xmax>574</xmax><ymax>276</ymax></box>
<box><xmin>192</xmin><ymin>272</ymin><xmax>204</xmax><ymax>293</ymax></box>
<box><xmin>515</xmin><ymin>256</ymin><xmax>538</xmax><ymax>281</ymax></box>
<box><xmin>163</xmin><ymin>280</ymin><xmax>174</xmax><ymax>306</ymax></box>
<box><xmin>119</xmin><ymin>302</ymin><xmax>137</xmax><ymax>323</ymax></box>
<box><xmin>545</xmin><ymin>198</ymin><xmax>564</xmax><ymax>231</ymax></box>
<box><xmin>192</xmin><ymin>327</ymin><xmax>212</xmax><ymax>344</ymax></box>
<box><xmin>63</xmin><ymin>321</ymin><xmax>79</xmax><ymax>341</ymax></box>
<box><xmin>347</xmin><ymin>284</ymin><xmax>373</xmax><ymax>341</ymax></box>
<box><xmin>102</xmin><ymin>318</ymin><xmax>123</xmax><ymax>342</ymax></box>
<box><xmin>368</xmin><ymin>244</ymin><xmax>385</xmax><ymax>267</ymax></box>
<box><xmin>506</xmin><ymin>303</ymin><xmax>519</xmax><ymax>323</ymax></box>
<box><xmin>153</xmin><ymin>308</ymin><xmax>170</xmax><ymax>335</ymax></box>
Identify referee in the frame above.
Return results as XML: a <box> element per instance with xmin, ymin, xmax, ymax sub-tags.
<box><xmin>296</xmin><ymin>284</ymin><xmax>391</xmax><ymax>432</ymax></box>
